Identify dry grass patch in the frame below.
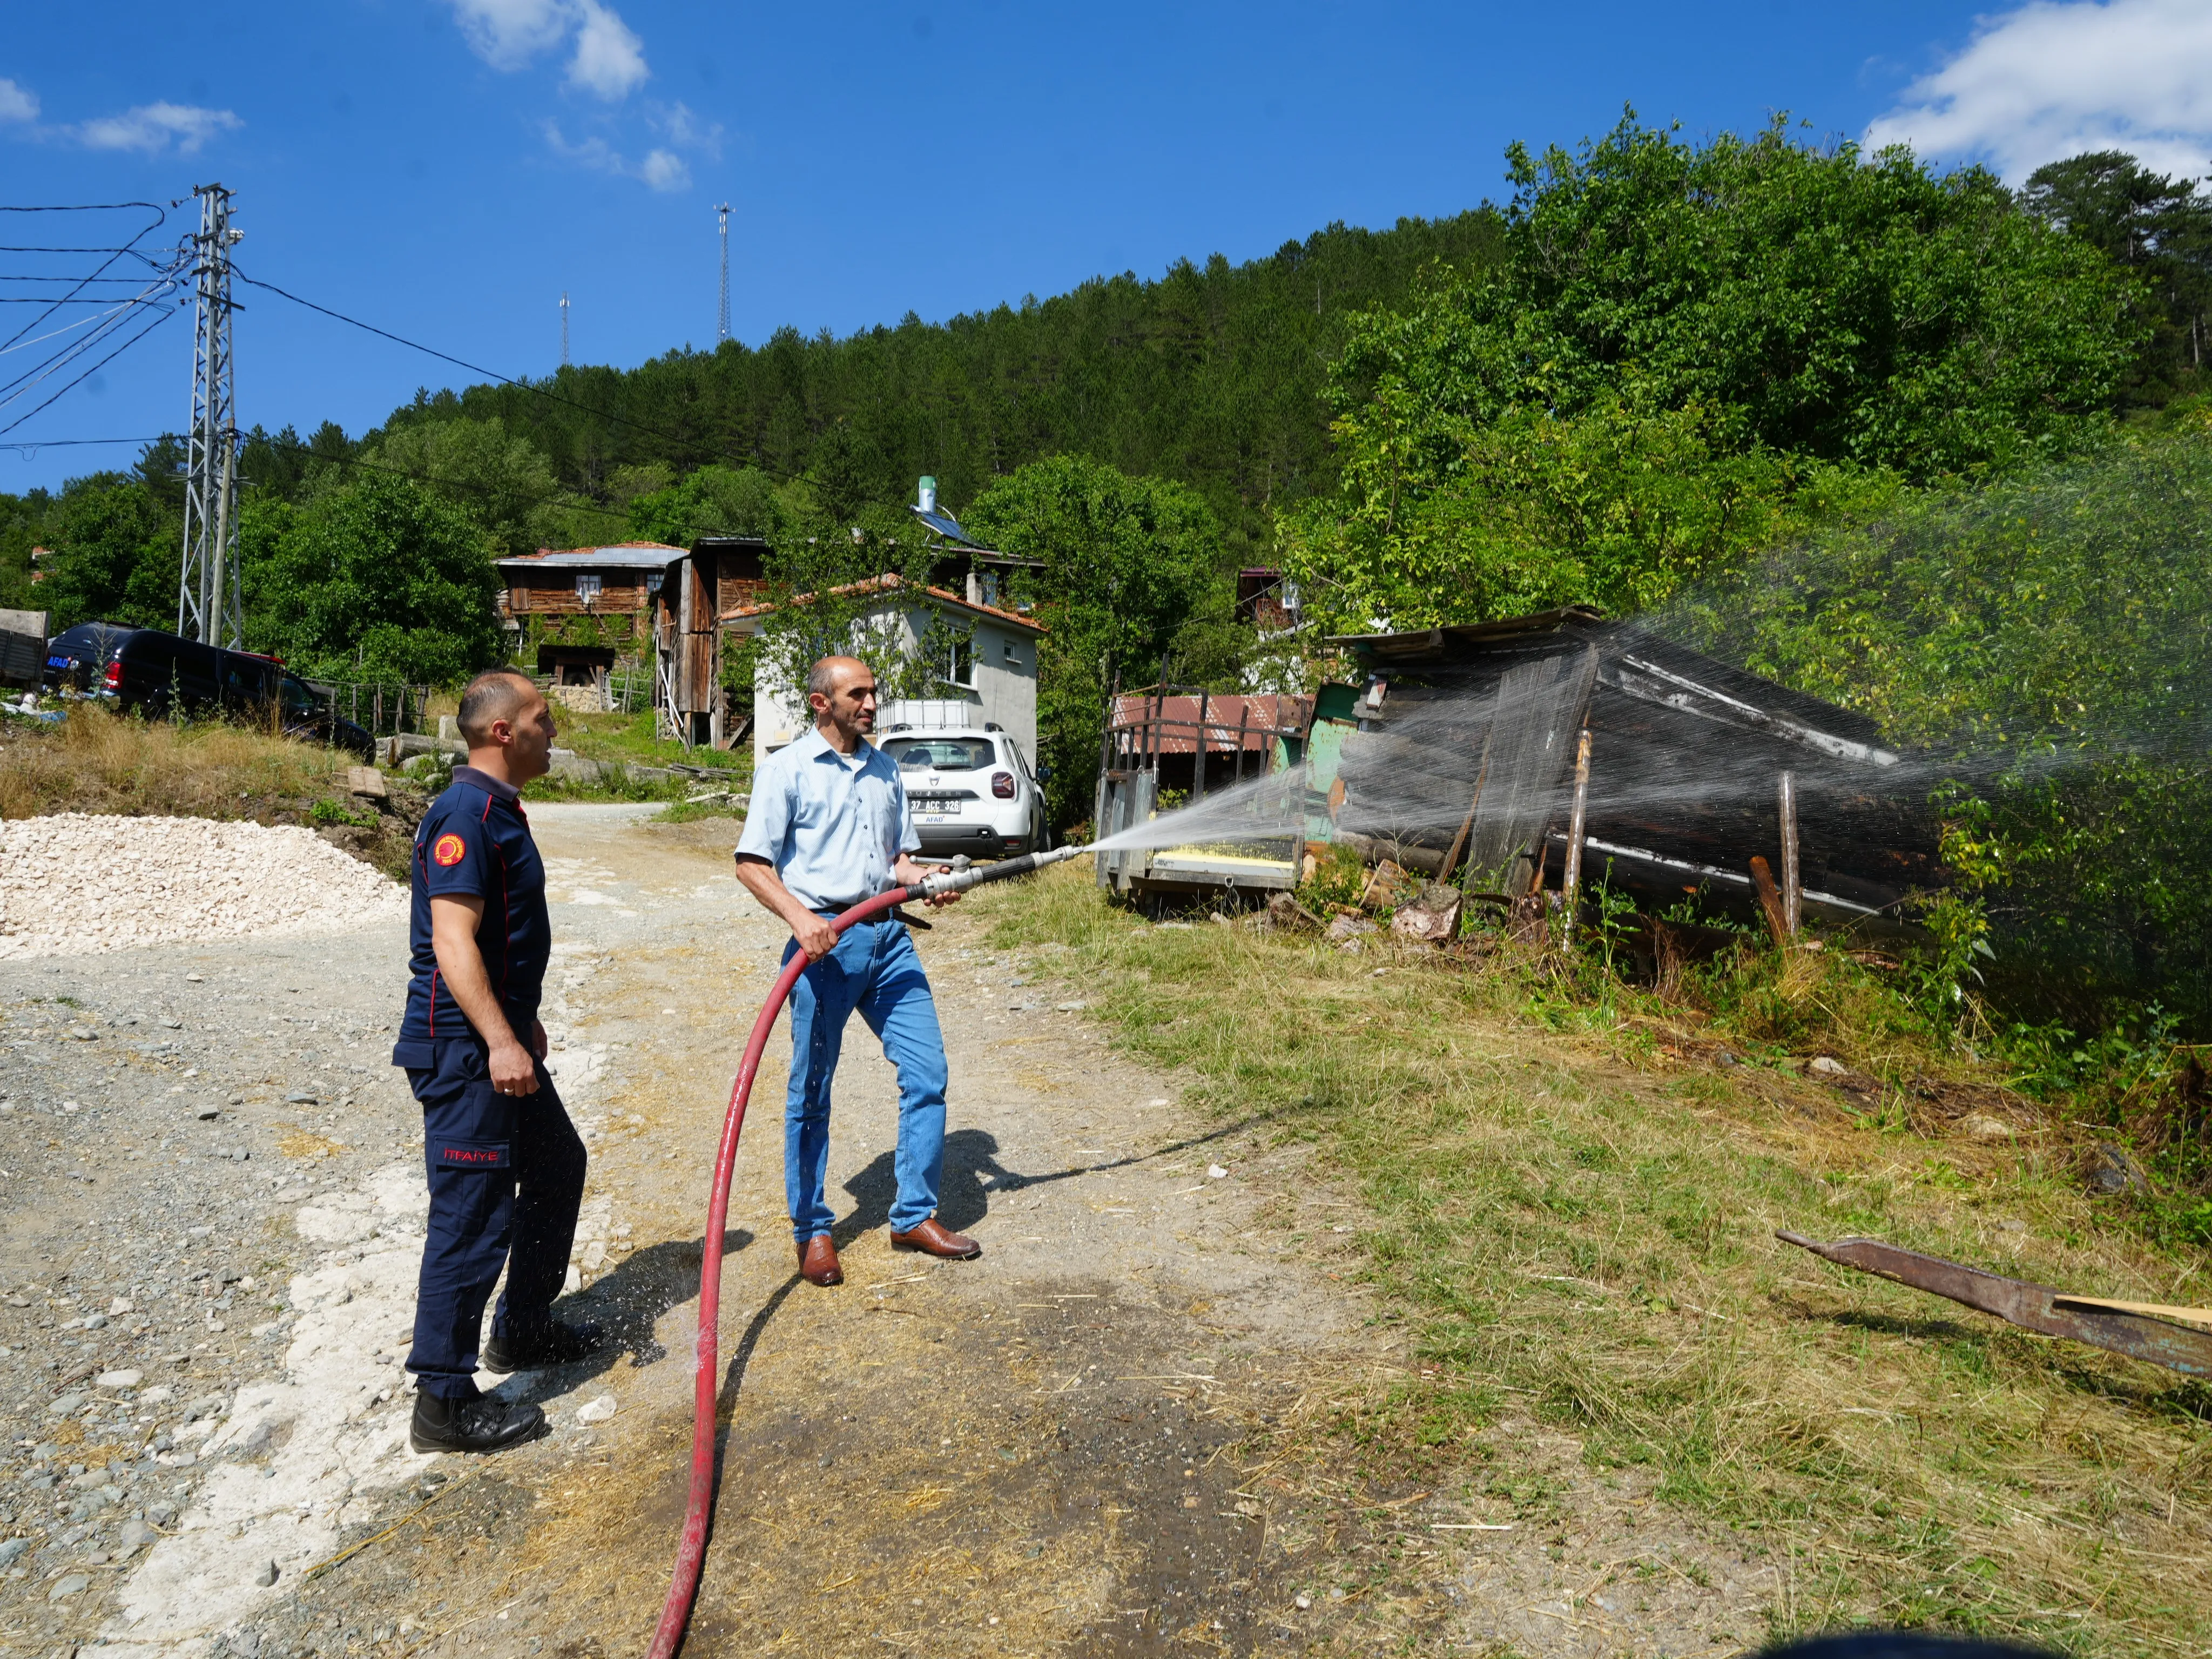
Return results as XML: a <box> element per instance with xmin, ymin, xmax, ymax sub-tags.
<box><xmin>980</xmin><ymin>866</ymin><xmax>2212</xmax><ymax>1656</ymax></box>
<box><xmin>0</xmin><ymin>705</ymin><xmax>345</xmax><ymax>820</ymax></box>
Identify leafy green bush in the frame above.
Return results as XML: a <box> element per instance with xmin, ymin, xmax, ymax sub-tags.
<box><xmin>1680</xmin><ymin>428</ymin><xmax>2212</xmax><ymax>1036</ymax></box>
<box><xmin>307</xmin><ymin>797</ymin><xmax>375</xmax><ymax>829</ymax></box>
<box><xmin>242</xmin><ymin>474</ymin><xmax>504</xmax><ymax>685</ymax></box>
<box><xmin>962</xmin><ymin>456</ymin><xmax>1232</xmax><ymax>826</ymax></box>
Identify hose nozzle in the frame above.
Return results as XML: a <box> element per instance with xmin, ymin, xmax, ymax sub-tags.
<box><xmin>914</xmin><ymin>842</ymin><xmax>1087</xmax><ymax>900</ymax></box>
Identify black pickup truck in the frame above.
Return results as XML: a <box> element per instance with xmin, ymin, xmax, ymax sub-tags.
<box><xmin>42</xmin><ymin>623</ymin><xmax>376</xmax><ymax>761</ymax></box>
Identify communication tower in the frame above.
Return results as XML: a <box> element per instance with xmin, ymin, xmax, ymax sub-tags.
<box><xmin>717</xmin><ymin>203</ymin><xmax>730</xmax><ymax>343</ymax></box>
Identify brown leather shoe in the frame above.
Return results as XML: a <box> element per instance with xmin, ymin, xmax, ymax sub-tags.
<box><xmin>797</xmin><ymin>1234</ymin><xmax>843</xmax><ymax>1286</ymax></box>
<box><xmin>889</xmin><ymin>1217</ymin><xmax>981</xmax><ymax>1259</ymax></box>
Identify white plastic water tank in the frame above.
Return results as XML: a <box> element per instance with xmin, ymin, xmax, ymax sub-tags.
<box><xmin>878</xmin><ymin>696</ymin><xmax>982</xmax><ymax>732</ymax></box>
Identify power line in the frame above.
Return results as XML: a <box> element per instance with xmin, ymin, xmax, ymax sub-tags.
<box><xmin>232</xmin><ymin>267</ymin><xmax>790</xmax><ymax>476</ymax></box>
<box><xmin>0</xmin><ymin>295</ymin><xmax>174</xmax><ymax>304</ymax></box>
<box><xmin>1</xmin><ymin>298</ymin><xmax>166</xmax><ymax>366</ymax></box>
<box><xmin>0</xmin><ymin>282</ymin><xmax>184</xmax><ymax>396</ymax></box>
<box><xmin>0</xmin><ymin>304</ymin><xmax>179</xmax><ymax>440</ymax></box>
<box><xmin>0</xmin><ymin>294</ymin><xmax>174</xmax><ymax>401</ymax></box>
<box><xmin>0</xmin><ymin>202</ymin><xmax>170</xmax><ymax>214</ymax></box>
<box><xmin>237</xmin><ymin>270</ymin><xmax>563</xmax><ymax>402</ymax></box>
<box><xmin>0</xmin><ymin>428</ymin><xmax>642</xmax><ymax>529</ymax></box>
<box><xmin>0</xmin><ymin>202</ymin><xmax>176</xmax><ymax>358</ymax></box>
<box><xmin>0</xmin><ymin>434</ymin><xmax>163</xmax><ymax>452</ymax></box>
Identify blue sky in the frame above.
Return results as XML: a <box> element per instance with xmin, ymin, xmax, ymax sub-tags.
<box><xmin>5</xmin><ymin>0</ymin><xmax>2210</xmax><ymax>496</ymax></box>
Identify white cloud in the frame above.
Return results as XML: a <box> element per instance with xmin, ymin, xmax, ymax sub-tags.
<box><xmin>0</xmin><ymin>78</ymin><xmax>39</xmax><ymax>124</ymax></box>
<box><xmin>448</xmin><ymin>0</ymin><xmax>575</xmax><ymax>70</ymax></box>
<box><xmin>649</xmin><ymin>100</ymin><xmax>721</xmax><ymax>160</ymax></box>
<box><xmin>567</xmin><ymin>0</ymin><xmax>649</xmax><ymax>100</ymax></box>
<box><xmin>75</xmin><ymin>102</ymin><xmax>242</xmax><ymax>157</ymax></box>
<box><xmin>1866</xmin><ymin>0</ymin><xmax>2212</xmax><ymax>181</ymax></box>
<box><xmin>447</xmin><ymin>0</ymin><xmax>648</xmax><ymax>99</ymax></box>
<box><xmin>542</xmin><ymin>120</ymin><xmax>685</xmax><ymax>190</ymax></box>
<box><xmin>637</xmin><ymin>148</ymin><xmax>689</xmax><ymax>191</ymax></box>
<box><xmin>541</xmin><ymin>120</ymin><xmax>617</xmax><ymax>170</ymax></box>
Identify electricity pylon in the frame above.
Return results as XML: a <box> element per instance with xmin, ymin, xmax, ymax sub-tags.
<box><xmin>177</xmin><ymin>183</ymin><xmax>242</xmax><ymax>649</ymax></box>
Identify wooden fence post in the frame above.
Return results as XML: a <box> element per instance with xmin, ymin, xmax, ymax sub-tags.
<box><xmin>1560</xmin><ymin>727</ymin><xmax>1593</xmax><ymax>949</ymax></box>
<box><xmin>1778</xmin><ymin>770</ymin><xmax>1802</xmax><ymax>936</ymax></box>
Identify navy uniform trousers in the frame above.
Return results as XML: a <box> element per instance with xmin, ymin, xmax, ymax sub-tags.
<box><xmin>402</xmin><ymin>1037</ymin><xmax>586</xmax><ymax>1399</ymax></box>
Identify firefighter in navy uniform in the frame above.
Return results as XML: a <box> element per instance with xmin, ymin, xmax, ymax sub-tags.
<box><xmin>391</xmin><ymin>669</ymin><xmax>600</xmax><ymax>1454</ymax></box>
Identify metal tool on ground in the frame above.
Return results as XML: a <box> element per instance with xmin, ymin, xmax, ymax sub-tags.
<box><xmin>646</xmin><ymin>843</ymin><xmax>1089</xmax><ymax>1658</ymax></box>
<box><xmin>1778</xmin><ymin>1230</ymin><xmax>2212</xmax><ymax>1375</ymax></box>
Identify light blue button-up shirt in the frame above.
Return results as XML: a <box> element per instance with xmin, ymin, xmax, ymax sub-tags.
<box><xmin>736</xmin><ymin>726</ymin><xmax>920</xmax><ymax>911</ymax></box>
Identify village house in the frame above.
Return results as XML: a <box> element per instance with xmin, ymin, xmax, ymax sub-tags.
<box><xmin>495</xmin><ymin>542</ymin><xmax>686</xmax><ymax>709</ymax></box>
<box><xmin>642</xmin><ymin>483</ymin><xmax>1045</xmax><ymax>752</ymax></box>
<box><xmin>721</xmin><ymin>575</ymin><xmax>1046</xmax><ymax>767</ymax></box>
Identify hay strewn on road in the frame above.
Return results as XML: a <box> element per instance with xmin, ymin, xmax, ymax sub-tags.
<box><xmin>0</xmin><ymin>813</ymin><xmax>403</xmax><ymax>958</ymax></box>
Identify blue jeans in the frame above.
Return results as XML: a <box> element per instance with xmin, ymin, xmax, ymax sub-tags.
<box><xmin>783</xmin><ymin>915</ymin><xmax>949</xmax><ymax>1240</ymax></box>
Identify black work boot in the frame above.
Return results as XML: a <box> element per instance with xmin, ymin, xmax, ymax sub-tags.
<box><xmin>409</xmin><ymin>1389</ymin><xmax>548</xmax><ymax>1455</ymax></box>
<box><xmin>481</xmin><ymin>1319</ymin><xmax>604</xmax><ymax>1374</ymax></box>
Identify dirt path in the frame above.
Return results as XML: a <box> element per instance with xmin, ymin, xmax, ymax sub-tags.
<box><xmin>0</xmin><ymin>805</ymin><xmax>1774</xmax><ymax>1658</ymax></box>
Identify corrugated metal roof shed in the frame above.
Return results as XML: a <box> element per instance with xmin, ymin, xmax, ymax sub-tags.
<box><xmin>1327</xmin><ymin>607</ymin><xmax>1939</xmax><ymax>929</ymax></box>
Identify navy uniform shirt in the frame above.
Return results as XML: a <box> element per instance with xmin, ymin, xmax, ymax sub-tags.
<box><xmin>392</xmin><ymin>765</ymin><xmax>551</xmax><ymax>1067</ymax></box>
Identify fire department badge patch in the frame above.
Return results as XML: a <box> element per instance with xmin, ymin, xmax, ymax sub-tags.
<box><xmin>433</xmin><ymin>833</ymin><xmax>466</xmax><ymax>867</ymax></box>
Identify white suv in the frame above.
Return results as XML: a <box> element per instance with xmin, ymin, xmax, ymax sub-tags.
<box><xmin>880</xmin><ymin>726</ymin><xmax>1048</xmax><ymax>860</ymax></box>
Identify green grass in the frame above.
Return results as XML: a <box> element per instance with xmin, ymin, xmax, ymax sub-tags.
<box><xmin>976</xmin><ymin>867</ymin><xmax>2212</xmax><ymax>1655</ymax></box>
<box><xmin>548</xmin><ymin>707</ymin><xmax>751</xmax><ymax>776</ymax></box>
<box><xmin>653</xmin><ymin>790</ymin><xmax>747</xmax><ymax>824</ymax></box>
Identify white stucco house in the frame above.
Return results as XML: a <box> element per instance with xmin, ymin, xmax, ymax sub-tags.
<box><xmin>724</xmin><ymin>574</ymin><xmax>1047</xmax><ymax>767</ymax></box>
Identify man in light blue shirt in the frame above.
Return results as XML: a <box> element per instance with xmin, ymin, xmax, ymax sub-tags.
<box><xmin>734</xmin><ymin>655</ymin><xmax>975</xmax><ymax>1287</ymax></box>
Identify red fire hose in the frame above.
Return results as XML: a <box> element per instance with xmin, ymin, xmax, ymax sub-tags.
<box><xmin>645</xmin><ymin>846</ymin><xmax>1082</xmax><ymax>1658</ymax></box>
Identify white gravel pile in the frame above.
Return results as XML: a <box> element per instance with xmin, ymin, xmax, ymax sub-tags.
<box><xmin>0</xmin><ymin>812</ymin><xmax>406</xmax><ymax>959</ymax></box>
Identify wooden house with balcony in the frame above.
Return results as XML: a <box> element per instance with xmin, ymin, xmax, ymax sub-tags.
<box><xmin>498</xmin><ymin>539</ymin><xmax>772</xmax><ymax>718</ymax></box>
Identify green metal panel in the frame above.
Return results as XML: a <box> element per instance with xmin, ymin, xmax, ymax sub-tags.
<box><xmin>1300</xmin><ymin>682</ymin><xmax>1361</xmax><ymax>842</ymax></box>
<box><xmin>1312</xmin><ymin>682</ymin><xmax>1361</xmax><ymax>724</ymax></box>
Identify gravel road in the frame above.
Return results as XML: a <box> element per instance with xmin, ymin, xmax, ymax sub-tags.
<box><xmin>0</xmin><ymin>805</ymin><xmax>1768</xmax><ymax>1659</ymax></box>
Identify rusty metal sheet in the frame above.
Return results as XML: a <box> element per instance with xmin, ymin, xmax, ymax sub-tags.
<box><xmin>1777</xmin><ymin>1230</ymin><xmax>2212</xmax><ymax>1376</ymax></box>
<box><xmin>1107</xmin><ymin>693</ymin><xmax>1310</xmax><ymax>753</ymax></box>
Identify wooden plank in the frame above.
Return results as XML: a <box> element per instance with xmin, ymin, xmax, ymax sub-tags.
<box><xmin>1749</xmin><ymin>856</ymin><xmax>1791</xmax><ymax>946</ymax></box>
<box><xmin>1439</xmin><ymin>733</ymin><xmax>1493</xmax><ymax>886</ymax></box>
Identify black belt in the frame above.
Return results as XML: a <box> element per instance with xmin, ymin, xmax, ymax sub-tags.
<box><xmin>810</xmin><ymin>905</ymin><xmax>929</xmax><ymax>930</ymax></box>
